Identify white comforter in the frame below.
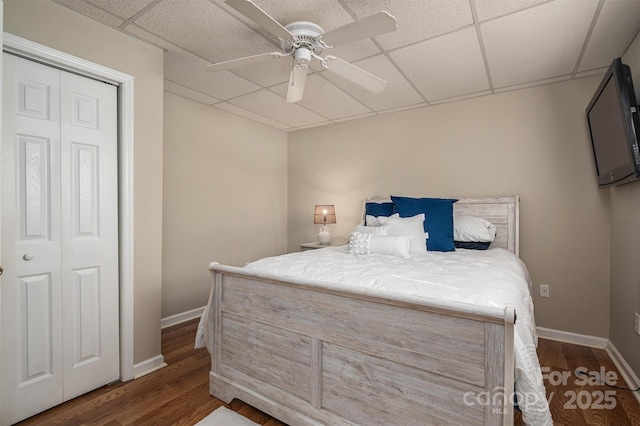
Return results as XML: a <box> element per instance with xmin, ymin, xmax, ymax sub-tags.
<box><xmin>240</xmin><ymin>246</ymin><xmax>553</xmax><ymax>426</ymax></box>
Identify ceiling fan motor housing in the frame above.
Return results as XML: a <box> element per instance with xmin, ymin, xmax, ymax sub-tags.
<box><xmin>281</xmin><ymin>21</ymin><xmax>325</xmax><ymax>55</ymax></box>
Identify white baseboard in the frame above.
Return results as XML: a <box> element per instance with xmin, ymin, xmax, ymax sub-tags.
<box><xmin>131</xmin><ymin>307</ymin><xmax>205</xmax><ymax>380</ymax></box>
<box><xmin>606</xmin><ymin>341</ymin><xmax>640</xmax><ymax>406</ymax></box>
<box><xmin>133</xmin><ymin>354</ymin><xmax>167</xmax><ymax>379</ymax></box>
<box><xmin>536</xmin><ymin>326</ymin><xmax>608</xmax><ymax>349</ymax></box>
<box><xmin>161</xmin><ymin>306</ymin><xmax>205</xmax><ymax>329</ymax></box>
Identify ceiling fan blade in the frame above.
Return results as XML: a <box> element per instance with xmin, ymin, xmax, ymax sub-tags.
<box><xmin>321</xmin><ymin>11</ymin><xmax>397</xmax><ymax>47</ymax></box>
<box><xmin>205</xmin><ymin>51</ymin><xmax>285</xmax><ymax>72</ymax></box>
<box><xmin>226</xmin><ymin>0</ymin><xmax>294</xmax><ymax>41</ymax></box>
<box><xmin>323</xmin><ymin>56</ymin><xmax>387</xmax><ymax>93</ymax></box>
<box><xmin>286</xmin><ymin>64</ymin><xmax>308</xmax><ymax>103</ymax></box>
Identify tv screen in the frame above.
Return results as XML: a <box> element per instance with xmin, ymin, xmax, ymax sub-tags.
<box><xmin>586</xmin><ymin>57</ymin><xmax>640</xmax><ymax>188</ymax></box>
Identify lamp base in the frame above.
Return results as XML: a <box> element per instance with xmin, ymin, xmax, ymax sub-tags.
<box><xmin>318</xmin><ymin>226</ymin><xmax>331</xmax><ymax>245</ymax></box>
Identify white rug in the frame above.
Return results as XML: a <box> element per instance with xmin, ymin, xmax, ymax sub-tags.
<box><xmin>195</xmin><ymin>406</ymin><xmax>260</xmax><ymax>426</ymax></box>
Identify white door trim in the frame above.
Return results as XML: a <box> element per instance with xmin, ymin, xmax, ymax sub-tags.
<box><xmin>2</xmin><ymin>32</ymin><xmax>135</xmax><ymax>381</ymax></box>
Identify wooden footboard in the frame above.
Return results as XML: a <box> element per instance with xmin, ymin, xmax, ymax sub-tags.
<box><xmin>205</xmin><ymin>263</ymin><xmax>516</xmax><ymax>426</ymax></box>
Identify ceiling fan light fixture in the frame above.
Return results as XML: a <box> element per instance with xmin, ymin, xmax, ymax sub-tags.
<box><xmin>294</xmin><ymin>48</ymin><xmax>312</xmax><ymax>65</ymax></box>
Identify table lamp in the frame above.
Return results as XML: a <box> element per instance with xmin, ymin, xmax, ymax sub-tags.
<box><xmin>313</xmin><ymin>205</ymin><xmax>336</xmax><ymax>245</ymax></box>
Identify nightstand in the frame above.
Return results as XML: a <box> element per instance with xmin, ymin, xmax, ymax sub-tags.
<box><xmin>299</xmin><ymin>242</ymin><xmax>336</xmax><ymax>251</ymax></box>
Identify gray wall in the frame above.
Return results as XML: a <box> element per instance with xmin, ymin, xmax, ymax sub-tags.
<box><xmin>162</xmin><ymin>93</ymin><xmax>288</xmax><ymax>318</ymax></box>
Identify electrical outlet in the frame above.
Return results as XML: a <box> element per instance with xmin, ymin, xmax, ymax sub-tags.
<box><xmin>635</xmin><ymin>313</ymin><xmax>640</xmax><ymax>336</ymax></box>
<box><xmin>539</xmin><ymin>284</ymin><xmax>550</xmax><ymax>298</ymax></box>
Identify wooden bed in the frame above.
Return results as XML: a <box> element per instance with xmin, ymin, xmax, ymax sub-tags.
<box><xmin>204</xmin><ymin>197</ymin><xmax>519</xmax><ymax>425</ymax></box>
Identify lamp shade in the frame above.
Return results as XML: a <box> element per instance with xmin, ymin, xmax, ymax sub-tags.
<box><xmin>313</xmin><ymin>205</ymin><xmax>336</xmax><ymax>225</ymax></box>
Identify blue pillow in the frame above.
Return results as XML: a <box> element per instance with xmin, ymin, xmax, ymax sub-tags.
<box><xmin>390</xmin><ymin>196</ymin><xmax>457</xmax><ymax>252</ymax></box>
<box><xmin>365</xmin><ymin>202</ymin><xmax>394</xmax><ymax>223</ymax></box>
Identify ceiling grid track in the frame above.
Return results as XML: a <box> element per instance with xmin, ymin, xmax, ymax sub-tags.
<box><xmin>571</xmin><ymin>0</ymin><xmax>606</xmax><ymax>78</ymax></box>
<box><xmin>469</xmin><ymin>0</ymin><xmax>495</xmax><ymax>94</ymax></box>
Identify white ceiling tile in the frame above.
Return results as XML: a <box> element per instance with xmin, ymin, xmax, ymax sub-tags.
<box><xmin>231</xmin><ymin>55</ymin><xmax>293</xmax><ymax>87</ymax></box>
<box><xmin>85</xmin><ymin>0</ymin><xmax>155</xmax><ymax>20</ymax></box>
<box><xmin>219</xmin><ymin>0</ymin><xmax>356</xmax><ymax>39</ymax></box>
<box><xmin>390</xmin><ymin>27</ymin><xmax>489</xmax><ymax>101</ymax></box>
<box><xmin>229</xmin><ymin>89</ymin><xmax>328</xmax><ymax>127</ymax></box>
<box><xmin>135</xmin><ymin>0</ymin><xmax>279</xmax><ymax>62</ymax></box>
<box><xmin>579</xmin><ymin>0</ymin><xmax>640</xmax><ymax>72</ymax></box>
<box><xmin>270</xmin><ymin>74</ymin><xmax>371</xmax><ymax>120</ymax></box>
<box><xmin>127</xmin><ymin>23</ymin><xmax>261</xmax><ymax>99</ymax></box>
<box><xmin>322</xmin><ymin>54</ymin><xmax>424</xmax><ymax>111</ymax></box>
<box><xmin>341</xmin><ymin>0</ymin><xmax>474</xmax><ymax>50</ymax></box>
<box><xmin>164</xmin><ymin>80</ymin><xmax>221</xmax><ymax>105</ymax></box>
<box><xmin>214</xmin><ymin>102</ymin><xmax>292</xmax><ymax>130</ymax></box>
<box><xmin>54</xmin><ymin>0</ymin><xmax>125</xmax><ymax>27</ymax></box>
<box><xmin>482</xmin><ymin>0</ymin><xmax>600</xmax><ymax>88</ymax></box>
<box><xmin>164</xmin><ymin>48</ymin><xmax>261</xmax><ymax>100</ymax></box>
<box><xmin>473</xmin><ymin>0</ymin><xmax>550</xmax><ymax>22</ymax></box>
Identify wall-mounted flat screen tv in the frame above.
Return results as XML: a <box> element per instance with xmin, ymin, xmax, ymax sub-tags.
<box><xmin>586</xmin><ymin>57</ymin><xmax>640</xmax><ymax>188</ymax></box>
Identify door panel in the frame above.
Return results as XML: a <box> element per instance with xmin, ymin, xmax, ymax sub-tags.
<box><xmin>17</xmin><ymin>77</ymin><xmax>50</xmax><ymax>120</ymax></box>
<box><xmin>71</xmin><ymin>266</ymin><xmax>101</xmax><ymax>365</ymax></box>
<box><xmin>60</xmin><ymin>70</ymin><xmax>119</xmax><ymax>401</ymax></box>
<box><xmin>72</xmin><ymin>143</ymin><xmax>99</xmax><ymax>237</ymax></box>
<box><xmin>1</xmin><ymin>52</ymin><xmax>63</xmax><ymax>425</ymax></box>
<box><xmin>19</xmin><ymin>272</ymin><xmax>54</xmax><ymax>384</ymax></box>
<box><xmin>18</xmin><ymin>135</ymin><xmax>51</xmax><ymax>240</ymax></box>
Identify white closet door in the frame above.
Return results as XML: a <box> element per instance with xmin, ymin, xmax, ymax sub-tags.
<box><xmin>60</xmin><ymin>70</ymin><xmax>119</xmax><ymax>400</ymax></box>
<box><xmin>1</xmin><ymin>52</ymin><xmax>64</xmax><ymax>424</ymax></box>
<box><xmin>0</xmin><ymin>53</ymin><xmax>119</xmax><ymax>424</ymax></box>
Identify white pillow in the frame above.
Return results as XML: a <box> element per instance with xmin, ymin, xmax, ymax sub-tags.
<box><xmin>365</xmin><ymin>214</ymin><xmax>384</xmax><ymax>227</ymax></box>
<box><xmin>377</xmin><ymin>213</ymin><xmax>427</xmax><ymax>255</ymax></box>
<box><xmin>352</xmin><ymin>224</ymin><xmax>389</xmax><ymax>236</ymax></box>
<box><xmin>454</xmin><ymin>215</ymin><xmax>496</xmax><ymax>242</ymax></box>
<box><xmin>349</xmin><ymin>232</ymin><xmax>411</xmax><ymax>258</ymax></box>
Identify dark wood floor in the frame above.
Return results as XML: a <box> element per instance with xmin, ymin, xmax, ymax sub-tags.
<box><xmin>521</xmin><ymin>338</ymin><xmax>640</xmax><ymax>426</ymax></box>
<box><xmin>17</xmin><ymin>318</ymin><xmax>640</xmax><ymax>425</ymax></box>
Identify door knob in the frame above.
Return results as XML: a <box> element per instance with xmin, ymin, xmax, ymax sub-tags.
<box><xmin>23</xmin><ymin>253</ymin><xmax>35</xmax><ymax>261</ymax></box>
<box><xmin>0</xmin><ymin>266</ymin><xmax>3</xmax><ymax>275</ymax></box>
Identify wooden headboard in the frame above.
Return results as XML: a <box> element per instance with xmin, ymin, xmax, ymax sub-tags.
<box><xmin>363</xmin><ymin>196</ymin><xmax>520</xmax><ymax>256</ymax></box>
<box><xmin>454</xmin><ymin>196</ymin><xmax>519</xmax><ymax>256</ymax></box>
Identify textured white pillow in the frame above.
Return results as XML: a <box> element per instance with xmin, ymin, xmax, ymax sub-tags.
<box><xmin>377</xmin><ymin>213</ymin><xmax>427</xmax><ymax>255</ymax></box>
<box><xmin>365</xmin><ymin>214</ymin><xmax>384</xmax><ymax>227</ymax></box>
<box><xmin>352</xmin><ymin>224</ymin><xmax>389</xmax><ymax>236</ymax></box>
<box><xmin>349</xmin><ymin>232</ymin><xmax>411</xmax><ymax>258</ymax></box>
<box><xmin>454</xmin><ymin>215</ymin><xmax>496</xmax><ymax>242</ymax></box>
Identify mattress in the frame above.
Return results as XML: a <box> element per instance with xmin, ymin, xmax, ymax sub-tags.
<box><xmin>242</xmin><ymin>245</ymin><xmax>552</xmax><ymax>426</ymax></box>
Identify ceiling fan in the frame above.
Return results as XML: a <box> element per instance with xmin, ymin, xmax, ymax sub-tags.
<box><xmin>205</xmin><ymin>0</ymin><xmax>398</xmax><ymax>103</ymax></box>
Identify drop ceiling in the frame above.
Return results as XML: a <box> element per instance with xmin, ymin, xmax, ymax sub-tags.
<box><xmin>53</xmin><ymin>0</ymin><xmax>640</xmax><ymax>131</ymax></box>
